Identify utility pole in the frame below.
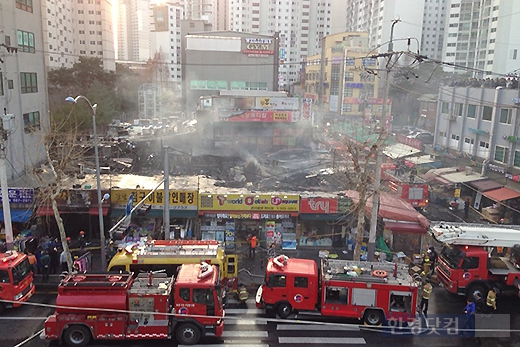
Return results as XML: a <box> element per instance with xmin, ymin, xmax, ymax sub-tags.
<box><xmin>367</xmin><ymin>19</ymin><xmax>400</xmax><ymax>261</ymax></box>
<box><xmin>0</xmin><ymin>113</ymin><xmax>13</xmax><ymax>250</ymax></box>
<box><xmin>163</xmin><ymin>146</ymin><xmax>170</xmax><ymax>240</ymax></box>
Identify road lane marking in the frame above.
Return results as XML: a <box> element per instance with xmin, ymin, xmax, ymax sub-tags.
<box><xmin>180</xmin><ymin>345</ymin><xmax>269</xmax><ymax>347</ymax></box>
<box><xmin>222</xmin><ymin>331</ymin><xmax>269</xmax><ymax>338</ymax></box>
<box><xmin>279</xmin><ymin>337</ymin><xmax>366</xmax><ymax>344</ymax></box>
<box><xmin>225</xmin><ymin>318</ymin><xmax>267</xmax><ymax>325</ymax></box>
<box><xmin>277</xmin><ymin>324</ymin><xmax>359</xmax><ymax>331</ymax></box>
<box><xmin>0</xmin><ymin>317</ymin><xmax>47</xmax><ymax>320</ymax></box>
<box><xmin>225</xmin><ymin>308</ymin><xmax>263</xmax><ymax>315</ymax></box>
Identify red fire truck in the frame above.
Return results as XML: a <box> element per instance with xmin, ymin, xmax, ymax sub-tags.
<box><xmin>431</xmin><ymin>222</ymin><xmax>520</xmax><ymax>301</ymax></box>
<box><xmin>255</xmin><ymin>256</ymin><xmax>419</xmax><ymax>325</ymax></box>
<box><xmin>381</xmin><ymin>163</ymin><xmax>429</xmax><ymax>209</ymax></box>
<box><xmin>42</xmin><ymin>263</ymin><xmax>225</xmax><ymax>346</ymax></box>
<box><xmin>0</xmin><ymin>251</ymin><xmax>35</xmax><ymax>314</ymax></box>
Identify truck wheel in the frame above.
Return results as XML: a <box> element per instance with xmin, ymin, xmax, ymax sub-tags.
<box><xmin>176</xmin><ymin>323</ymin><xmax>201</xmax><ymax>345</ymax></box>
<box><xmin>277</xmin><ymin>302</ymin><xmax>292</xmax><ymax>319</ymax></box>
<box><xmin>64</xmin><ymin>325</ymin><xmax>91</xmax><ymax>347</ymax></box>
<box><xmin>363</xmin><ymin>310</ymin><xmax>384</xmax><ymax>326</ymax></box>
<box><xmin>467</xmin><ymin>283</ymin><xmax>487</xmax><ymax>302</ymax></box>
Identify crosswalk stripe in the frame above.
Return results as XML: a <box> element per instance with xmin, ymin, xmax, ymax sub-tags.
<box><xmin>179</xmin><ymin>345</ymin><xmax>269</xmax><ymax>347</ymax></box>
<box><xmin>277</xmin><ymin>324</ymin><xmax>359</xmax><ymax>331</ymax></box>
<box><xmin>279</xmin><ymin>337</ymin><xmax>366</xmax><ymax>344</ymax></box>
<box><xmin>226</xmin><ymin>318</ymin><xmax>267</xmax><ymax>325</ymax></box>
<box><xmin>225</xmin><ymin>308</ymin><xmax>263</xmax><ymax>315</ymax></box>
<box><xmin>222</xmin><ymin>331</ymin><xmax>269</xmax><ymax>338</ymax></box>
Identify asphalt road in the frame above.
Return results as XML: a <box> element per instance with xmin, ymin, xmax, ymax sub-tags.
<box><xmin>5</xmin><ymin>287</ymin><xmax>520</xmax><ymax>347</ymax></box>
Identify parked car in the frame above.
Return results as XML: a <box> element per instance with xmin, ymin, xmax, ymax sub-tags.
<box><xmin>407</xmin><ymin>131</ymin><xmax>434</xmax><ymax>145</ymax></box>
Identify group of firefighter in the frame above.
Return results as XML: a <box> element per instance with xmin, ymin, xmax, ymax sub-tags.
<box><xmin>419</xmin><ymin>246</ymin><xmax>498</xmax><ymax>318</ymax></box>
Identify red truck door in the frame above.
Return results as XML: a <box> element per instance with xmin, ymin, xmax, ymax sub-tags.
<box><xmin>289</xmin><ymin>275</ymin><xmax>315</xmax><ymax>311</ymax></box>
<box><xmin>459</xmin><ymin>255</ymin><xmax>482</xmax><ymax>287</ymax></box>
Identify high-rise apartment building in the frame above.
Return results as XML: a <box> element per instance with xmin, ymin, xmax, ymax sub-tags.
<box><xmin>228</xmin><ymin>0</ymin><xmax>347</xmax><ymax>90</ymax></box>
<box><xmin>345</xmin><ymin>0</ymin><xmax>446</xmax><ymax>60</ymax></box>
<box><xmin>41</xmin><ymin>0</ymin><xmax>115</xmax><ymax>71</ymax></box>
<box><xmin>117</xmin><ymin>0</ymin><xmax>151</xmax><ymax>62</ymax></box>
<box><xmin>443</xmin><ymin>0</ymin><xmax>520</xmax><ymax>76</ymax></box>
<box><xmin>1</xmin><ymin>0</ymin><xmax>49</xmax><ymax>179</ymax></box>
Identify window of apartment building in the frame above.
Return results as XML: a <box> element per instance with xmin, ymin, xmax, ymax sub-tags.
<box><xmin>23</xmin><ymin>111</ymin><xmax>40</xmax><ymax>133</ymax></box>
<box><xmin>499</xmin><ymin>108</ymin><xmax>513</xmax><ymax>124</ymax></box>
<box><xmin>88</xmin><ymin>10</ymin><xmax>94</xmax><ymax>14</ymax></box>
<box><xmin>96</xmin><ymin>21</ymin><xmax>101</xmax><ymax>25</ymax></box>
<box><xmin>482</xmin><ymin>106</ymin><xmax>493</xmax><ymax>121</ymax></box>
<box><xmin>345</xmin><ymin>72</ymin><xmax>354</xmax><ymax>82</ymax></box>
<box><xmin>20</xmin><ymin>73</ymin><xmax>37</xmax><ymax>94</ymax></box>
<box><xmin>462</xmin><ymin>105</ymin><xmax>476</xmax><ymax>118</ymax></box>
<box><xmin>0</xmin><ymin>73</ymin><xmax>3</xmax><ymax>96</ymax></box>
<box><xmin>89</xmin><ymin>21</ymin><xmax>94</xmax><ymax>25</ymax></box>
<box><xmin>89</xmin><ymin>41</ymin><xmax>95</xmax><ymax>45</ymax></box>
<box><xmin>454</xmin><ymin>103</ymin><xmax>463</xmax><ymax>117</ymax></box>
<box><xmin>439</xmin><ymin>131</ymin><xmax>446</xmax><ymax>138</ymax></box>
<box><xmin>78</xmin><ymin>0</ymin><xmax>83</xmax><ymax>3</ymax></box>
<box><xmin>79</xmin><ymin>20</ymin><xmax>84</xmax><ymax>24</ymax></box>
<box><xmin>494</xmin><ymin>145</ymin><xmax>509</xmax><ymax>163</ymax></box>
<box><xmin>479</xmin><ymin>141</ymin><xmax>489</xmax><ymax>149</ymax></box>
<box><xmin>451</xmin><ymin>134</ymin><xmax>460</xmax><ymax>141</ymax></box>
<box><xmin>343</xmin><ymin>104</ymin><xmax>352</xmax><ymax>112</ymax></box>
<box><xmin>441</xmin><ymin>102</ymin><xmax>449</xmax><ymax>113</ymax></box>
<box><xmin>78</xmin><ymin>10</ymin><xmax>83</xmax><ymax>14</ymax></box>
<box><xmin>464</xmin><ymin>138</ymin><xmax>475</xmax><ymax>145</ymax></box>
<box><xmin>17</xmin><ymin>30</ymin><xmax>35</xmax><ymax>53</ymax></box>
<box><xmin>16</xmin><ymin>0</ymin><xmax>33</xmax><ymax>12</ymax></box>
<box><xmin>514</xmin><ymin>150</ymin><xmax>520</xmax><ymax>168</ymax></box>
<box><xmin>344</xmin><ymin>88</ymin><xmax>353</xmax><ymax>97</ymax></box>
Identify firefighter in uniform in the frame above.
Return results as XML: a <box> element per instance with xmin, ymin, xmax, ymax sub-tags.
<box><xmin>420</xmin><ymin>277</ymin><xmax>433</xmax><ymax>316</ymax></box>
<box><xmin>421</xmin><ymin>252</ymin><xmax>431</xmax><ymax>277</ymax></box>
<box><xmin>486</xmin><ymin>288</ymin><xmax>498</xmax><ymax>313</ymax></box>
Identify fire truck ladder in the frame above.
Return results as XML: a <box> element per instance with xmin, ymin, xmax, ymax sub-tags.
<box><xmin>321</xmin><ymin>259</ymin><xmax>416</xmax><ymax>285</ymax></box>
<box><xmin>136</xmin><ymin>240</ymin><xmax>220</xmax><ymax>258</ymax></box>
<box><xmin>430</xmin><ymin>222</ymin><xmax>520</xmax><ymax>247</ymax></box>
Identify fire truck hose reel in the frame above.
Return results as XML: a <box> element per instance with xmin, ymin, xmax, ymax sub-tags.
<box><xmin>372</xmin><ymin>270</ymin><xmax>388</xmax><ymax>278</ymax></box>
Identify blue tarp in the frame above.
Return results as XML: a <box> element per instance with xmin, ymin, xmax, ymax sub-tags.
<box><xmin>0</xmin><ymin>209</ymin><xmax>33</xmax><ymax>223</ymax></box>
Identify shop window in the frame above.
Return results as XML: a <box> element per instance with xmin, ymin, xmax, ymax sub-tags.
<box><xmin>325</xmin><ymin>287</ymin><xmax>348</xmax><ymax>304</ymax></box>
<box><xmin>389</xmin><ymin>293</ymin><xmax>411</xmax><ymax>313</ymax></box>
<box><xmin>179</xmin><ymin>288</ymin><xmax>190</xmax><ymax>301</ymax></box>
<box><xmin>268</xmin><ymin>274</ymin><xmax>286</xmax><ymax>287</ymax></box>
<box><xmin>294</xmin><ymin>276</ymin><xmax>308</xmax><ymax>288</ymax></box>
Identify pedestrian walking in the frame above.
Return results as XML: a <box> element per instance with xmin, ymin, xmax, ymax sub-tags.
<box><xmin>40</xmin><ymin>250</ymin><xmax>51</xmax><ymax>282</ymax></box>
<box><xmin>248</xmin><ymin>234</ymin><xmax>257</xmax><ymax>260</ymax></box>
<box><xmin>464</xmin><ymin>198</ymin><xmax>471</xmax><ymax>219</ymax></box>
<box><xmin>27</xmin><ymin>251</ymin><xmax>37</xmax><ymax>273</ymax></box>
<box><xmin>60</xmin><ymin>249</ymin><xmax>69</xmax><ymax>273</ymax></box>
<box><xmin>49</xmin><ymin>247</ymin><xmax>59</xmax><ymax>274</ymax></box>
<box><xmin>462</xmin><ymin>298</ymin><xmax>476</xmax><ymax>339</ymax></box>
<box><xmin>419</xmin><ymin>277</ymin><xmax>433</xmax><ymax>316</ymax></box>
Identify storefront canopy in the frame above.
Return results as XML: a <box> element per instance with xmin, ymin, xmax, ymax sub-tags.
<box><xmin>468</xmin><ymin>179</ymin><xmax>503</xmax><ymax>192</ymax></box>
<box><xmin>345</xmin><ymin>190</ymin><xmax>429</xmax><ymax>229</ymax></box>
<box><xmin>440</xmin><ymin>171</ymin><xmax>487</xmax><ymax>184</ymax></box>
<box><xmin>384</xmin><ymin>221</ymin><xmax>424</xmax><ymax>234</ymax></box>
<box><xmin>383</xmin><ymin>143</ymin><xmax>421</xmax><ymax>160</ymax></box>
<box><xmin>483</xmin><ymin>187</ymin><xmax>520</xmax><ymax>202</ymax></box>
<box><xmin>0</xmin><ymin>209</ymin><xmax>33</xmax><ymax>223</ymax></box>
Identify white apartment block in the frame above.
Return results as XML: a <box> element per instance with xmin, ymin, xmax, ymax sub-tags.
<box><xmin>443</xmin><ymin>0</ymin><xmax>520</xmax><ymax>76</ymax></box>
<box><xmin>228</xmin><ymin>0</ymin><xmax>345</xmax><ymax>90</ymax></box>
<box><xmin>0</xmin><ymin>0</ymin><xmax>49</xmax><ymax>180</ymax></box>
<box><xmin>345</xmin><ymin>0</ymin><xmax>446</xmax><ymax>60</ymax></box>
<box><xmin>149</xmin><ymin>1</ymin><xmax>184</xmax><ymax>83</ymax></box>
<box><xmin>117</xmin><ymin>0</ymin><xmax>151</xmax><ymax>61</ymax></box>
<box><xmin>41</xmin><ymin>0</ymin><xmax>115</xmax><ymax>71</ymax></box>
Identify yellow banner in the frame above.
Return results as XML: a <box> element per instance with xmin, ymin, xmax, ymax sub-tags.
<box><xmin>198</xmin><ymin>194</ymin><xmax>299</xmax><ymax>211</ymax></box>
<box><xmin>111</xmin><ymin>189</ymin><xmax>197</xmax><ymax>208</ymax></box>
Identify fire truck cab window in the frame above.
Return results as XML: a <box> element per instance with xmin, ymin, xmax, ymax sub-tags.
<box><xmin>179</xmin><ymin>288</ymin><xmax>190</xmax><ymax>301</ymax></box>
<box><xmin>193</xmin><ymin>288</ymin><xmax>211</xmax><ymax>304</ymax></box>
<box><xmin>0</xmin><ymin>270</ymin><xmax>9</xmax><ymax>283</ymax></box>
<box><xmin>268</xmin><ymin>274</ymin><xmax>286</xmax><ymax>287</ymax></box>
<box><xmin>294</xmin><ymin>276</ymin><xmax>308</xmax><ymax>288</ymax></box>
<box><xmin>389</xmin><ymin>293</ymin><xmax>411</xmax><ymax>313</ymax></box>
<box><xmin>325</xmin><ymin>287</ymin><xmax>348</xmax><ymax>304</ymax></box>
<box><xmin>462</xmin><ymin>257</ymin><xmax>479</xmax><ymax>270</ymax></box>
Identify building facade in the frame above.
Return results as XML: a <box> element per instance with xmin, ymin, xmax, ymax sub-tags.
<box><xmin>442</xmin><ymin>0</ymin><xmax>520</xmax><ymax>76</ymax></box>
<box><xmin>117</xmin><ymin>0</ymin><xmax>151</xmax><ymax>62</ymax></box>
<box><xmin>435</xmin><ymin>85</ymin><xmax>520</xmax><ymax>171</ymax></box>
<box><xmin>41</xmin><ymin>0</ymin><xmax>115</xmax><ymax>71</ymax></box>
<box><xmin>344</xmin><ymin>0</ymin><xmax>445</xmax><ymax>59</ymax></box>
<box><xmin>1</xmin><ymin>0</ymin><xmax>49</xmax><ymax>180</ymax></box>
<box><xmin>184</xmin><ymin>31</ymin><xmax>279</xmax><ymax>114</ymax></box>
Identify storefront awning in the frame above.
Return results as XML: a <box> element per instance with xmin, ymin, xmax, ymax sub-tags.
<box><xmin>88</xmin><ymin>206</ymin><xmax>109</xmax><ymax>216</ymax></box>
<box><xmin>468</xmin><ymin>179</ymin><xmax>503</xmax><ymax>192</ymax></box>
<box><xmin>299</xmin><ymin>214</ymin><xmax>350</xmax><ymax>222</ymax></box>
<box><xmin>384</xmin><ymin>221</ymin><xmax>425</xmax><ymax>234</ymax></box>
<box><xmin>0</xmin><ymin>209</ymin><xmax>33</xmax><ymax>223</ymax></box>
<box><xmin>383</xmin><ymin>143</ymin><xmax>421</xmax><ymax>160</ymax></box>
<box><xmin>483</xmin><ymin>187</ymin><xmax>520</xmax><ymax>202</ymax></box>
<box><xmin>110</xmin><ymin>208</ymin><xmax>197</xmax><ymax>218</ymax></box>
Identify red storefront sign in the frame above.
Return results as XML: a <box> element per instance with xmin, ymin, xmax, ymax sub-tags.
<box><xmin>396</xmin><ymin>134</ymin><xmax>422</xmax><ymax>150</ymax></box>
<box><xmin>300</xmin><ymin>197</ymin><xmax>338</xmax><ymax>214</ymax></box>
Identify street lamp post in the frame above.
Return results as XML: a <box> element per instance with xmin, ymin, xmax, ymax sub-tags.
<box><xmin>65</xmin><ymin>95</ymin><xmax>107</xmax><ymax>270</ymax></box>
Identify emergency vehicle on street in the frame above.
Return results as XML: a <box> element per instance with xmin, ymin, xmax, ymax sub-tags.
<box><xmin>42</xmin><ymin>263</ymin><xmax>225</xmax><ymax>346</ymax></box>
<box><xmin>381</xmin><ymin>163</ymin><xmax>429</xmax><ymax>209</ymax></box>
<box><xmin>107</xmin><ymin>239</ymin><xmax>238</xmax><ymax>291</ymax></box>
<box><xmin>255</xmin><ymin>256</ymin><xmax>419</xmax><ymax>325</ymax></box>
<box><xmin>0</xmin><ymin>251</ymin><xmax>35</xmax><ymax>314</ymax></box>
<box><xmin>431</xmin><ymin>222</ymin><xmax>520</xmax><ymax>301</ymax></box>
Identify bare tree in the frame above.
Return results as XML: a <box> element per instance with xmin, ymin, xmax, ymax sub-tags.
<box><xmin>31</xmin><ymin>115</ymin><xmax>89</xmax><ymax>272</ymax></box>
